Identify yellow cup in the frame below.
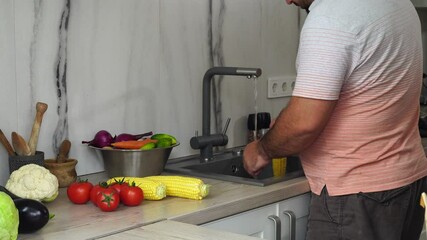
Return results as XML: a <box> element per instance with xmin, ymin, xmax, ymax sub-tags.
<box><xmin>272</xmin><ymin>157</ymin><xmax>287</xmax><ymax>177</ymax></box>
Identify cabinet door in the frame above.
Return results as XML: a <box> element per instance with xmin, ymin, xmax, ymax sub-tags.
<box><xmin>420</xmin><ymin>224</ymin><xmax>427</xmax><ymax>240</ymax></box>
<box><xmin>202</xmin><ymin>203</ymin><xmax>279</xmax><ymax>239</ymax></box>
<box><xmin>278</xmin><ymin>193</ymin><xmax>310</xmax><ymax>240</ymax></box>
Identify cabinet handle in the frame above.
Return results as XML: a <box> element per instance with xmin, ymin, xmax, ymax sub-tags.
<box><xmin>267</xmin><ymin>215</ymin><xmax>281</xmax><ymax>240</ymax></box>
<box><xmin>283</xmin><ymin>210</ymin><xmax>296</xmax><ymax>240</ymax></box>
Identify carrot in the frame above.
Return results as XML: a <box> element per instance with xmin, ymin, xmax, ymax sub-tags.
<box><xmin>111</xmin><ymin>139</ymin><xmax>158</xmax><ymax>149</ymax></box>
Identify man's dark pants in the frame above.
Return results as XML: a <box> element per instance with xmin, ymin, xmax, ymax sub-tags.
<box><xmin>306</xmin><ymin>176</ymin><xmax>427</xmax><ymax>240</ymax></box>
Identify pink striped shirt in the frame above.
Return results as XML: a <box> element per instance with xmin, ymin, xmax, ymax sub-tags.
<box><xmin>293</xmin><ymin>0</ymin><xmax>427</xmax><ymax>196</ymax></box>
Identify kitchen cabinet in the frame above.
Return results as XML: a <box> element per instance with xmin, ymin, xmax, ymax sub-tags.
<box><xmin>203</xmin><ymin>202</ymin><xmax>277</xmax><ymax>239</ymax></box>
<box><xmin>412</xmin><ymin>0</ymin><xmax>427</xmax><ymax>8</ymax></box>
<box><xmin>278</xmin><ymin>193</ymin><xmax>310</xmax><ymax>240</ymax></box>
<box><xmin>421</xmin><ymin>228</ymin><xmax>426</xmax><ymax>240</ymax></box>
<box><xmin>202</xmin><ymin>193</ymin><xmax>310</xmax><ymax>240</ymax></box>
<box><xmin>420</xmin><ymin>222</ymin><xmax>427</xmax><ymax>240</ymax></box>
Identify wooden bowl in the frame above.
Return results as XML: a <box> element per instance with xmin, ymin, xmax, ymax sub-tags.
<box><xmin>44</xmin><ymin>159</ymin><xmax>78</xmax><ymax>188</ymax></box>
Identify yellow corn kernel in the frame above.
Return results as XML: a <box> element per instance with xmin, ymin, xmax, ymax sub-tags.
<box><xmin>143</xmin><ymin>176</ymin><xmax>210</xmax><ymax>200</ymax></box>
<box><xmin>107</xmin><ymin>177</ymin><xmax>166</xmax><ymax>200</ymax></box>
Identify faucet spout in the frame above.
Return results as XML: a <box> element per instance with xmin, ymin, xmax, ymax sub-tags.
<box><xmin>202</xmin><ymin>67</ymin><xmax>262</xmax><ymax>137</ymax></box>
<box><xmin>190</xmin><ymin>67</ymin><xmax>262</xmax><ymax>162</ymax></box>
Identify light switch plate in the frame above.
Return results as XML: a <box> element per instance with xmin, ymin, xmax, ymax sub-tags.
<box><xmin>267</xmin><ymin>76</ymin><xmax>296</xmax><ymax>98</ymax></box>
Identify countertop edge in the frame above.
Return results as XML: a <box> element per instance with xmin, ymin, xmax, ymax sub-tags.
<box><xmin>171</xmin><ymin>177</ymin><xmax>310</xmax><ymax>225</ymax></box>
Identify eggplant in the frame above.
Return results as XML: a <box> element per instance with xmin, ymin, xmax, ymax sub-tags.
<box><xmin>0</xmin><ymin>185</ymin><xmax>51</xmax><ymax>233</ymax></box>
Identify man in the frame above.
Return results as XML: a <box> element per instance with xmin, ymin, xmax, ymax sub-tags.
<box><xmin>243</xmin><ymin>0</ymin><xmax>427</xmax><ymax>239</ymax></box>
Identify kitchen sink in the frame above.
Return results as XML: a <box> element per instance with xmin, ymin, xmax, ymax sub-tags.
<box><xmin>164</xmin><ymin>147</ymin><xmax>305</xmax><ymax>186</ymax></box>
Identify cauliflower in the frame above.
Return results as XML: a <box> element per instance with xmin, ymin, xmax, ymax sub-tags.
<box><xmin>5</xmin><ymin>164</ymin><xmax>59</xmax><ymax>202</ymax></box>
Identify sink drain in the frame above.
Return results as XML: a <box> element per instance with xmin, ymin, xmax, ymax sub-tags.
<box><xmin>231</xmin><ymin>164</ymin><xmax>239</xmax><ymax>173</ymax></box>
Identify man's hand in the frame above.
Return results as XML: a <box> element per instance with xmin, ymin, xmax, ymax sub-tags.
<box><xmin>243</xmin><ymin>140</ymin><xmax>271</xmax><ymax>176</ymax></box>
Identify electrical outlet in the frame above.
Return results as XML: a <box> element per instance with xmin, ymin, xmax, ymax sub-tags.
<box><xmin>267</xmin><ymin>76</ymin><xmax>296</xmax><ymax>98</ymax></box>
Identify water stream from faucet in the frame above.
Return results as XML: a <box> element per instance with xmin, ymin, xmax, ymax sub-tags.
<box><xmin>252</xmin><ymin>76</ymin><xmax>258</xmax><ymax>140</ymax></box>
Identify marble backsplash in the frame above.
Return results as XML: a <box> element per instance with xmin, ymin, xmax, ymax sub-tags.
<box><xmin>0</xmin><ymin>0</ymin><xmax>300</xmax><ymax>185</ymax></box>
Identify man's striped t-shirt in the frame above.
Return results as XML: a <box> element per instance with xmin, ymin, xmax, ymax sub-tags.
<box><xmin>293</xmin><ymin>0</ymin><xmax>427</xmax><ymax>196</ymax></box>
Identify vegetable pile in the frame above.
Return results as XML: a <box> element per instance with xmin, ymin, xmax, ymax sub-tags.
<box><xmin>66</xmin><ymin>178</ymin><xmax>143</xmax><ymax>212</ymax></box>
<box><xmin>2</xmin><ymin>164</ymin><xmax>58</xmax><ymax>235</ymax></box>
<box><xmin>107</xmin><ymin>176</ymin><xmax>210</xmax><ymax>200</ymax></box>
<box><xmin>0</xmin><ymin>185</ymin><xmax>53</xmax><ymax>234</ymax></box>
<box><xmin>66</xmin><ymin>176</ymin><xmax>210</xmax><ymax>211</ymax></box>
<box><xmin>82</xmin><ymin>130</ymin><xmax>177</xmax><ymax>150</ymax></box>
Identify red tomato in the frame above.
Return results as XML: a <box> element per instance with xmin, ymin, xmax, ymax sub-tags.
<box><xmin>110</xmin><ymin>184</ymin><xmax>121</xmax><ymax>194</ymax></box>
<box><xmin>90</xmin><ymin>182</ymin><xmax>109</xmax><ymax>206</ymax></box>
<box><xmin>109</xmin><ymin>177</ymin><xmax>129</xmax><ymax>194</ymax></box>
<box><xmin>96</xmin><ymin>188</ymin><xmax>120</xmax><ymax>212</ymax></box>
<box><xmin>120</xmin><ymin>182</ymin><xmax>144</xmax><ymax>206</ymax></box>
<box><xmin>67</xmin><ymin>179</ymin><xmax>93</xmax><ymax>204</ymax></box>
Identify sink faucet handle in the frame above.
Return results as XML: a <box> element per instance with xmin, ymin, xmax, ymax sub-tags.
<box><xmin>195</xmin><ymin>130</ymin><xmax>199</xmax><ymax>137</ymax></box>
<box><xmin>222</xmin><ymin>118</ymin><xmax>231</xmax><ymax>135</ymax></box>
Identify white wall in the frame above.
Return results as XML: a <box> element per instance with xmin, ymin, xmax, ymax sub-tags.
<box><xmin>0</xmin><ymin>0</ymin><xmax>300</xmax><ymax>185</ymax></box>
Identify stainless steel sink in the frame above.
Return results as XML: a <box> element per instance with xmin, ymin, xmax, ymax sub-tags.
<box><xmin>164</xmin><ymin>147</ymin><xmax>305</xmax><ymax>186</ymax></box>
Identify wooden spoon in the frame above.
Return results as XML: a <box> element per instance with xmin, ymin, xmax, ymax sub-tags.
<box><xmin>28</xmin><ymin>102</ymin><xmax>48</xmax><ymax>155</ymax></box>
<box><xmin>56</xmin><ymin>139</ymin><xmax>71</xmax><ymax>163</ymax></box>
<box><xmin>11</xmin><ymin>132</ymin><xmax>31</xmax><ymax>156</ymax></box>
<box><xmin>0</xmin><ymin>129</ymin><xmax>15</xmax><ymax>156</ymax></box>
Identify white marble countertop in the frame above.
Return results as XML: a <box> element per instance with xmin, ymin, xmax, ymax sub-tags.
<box><xmin>18</xmin><ymin>172</ymin><xmax>309</xmax><ymax>240</ymax></box>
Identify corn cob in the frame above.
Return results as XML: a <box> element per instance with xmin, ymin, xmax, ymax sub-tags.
<box><xmin>107</xmin><ymin>177</ymin><xmax>166</xmax><ymax>200</ymax></box>
<box><xmin>144</xmin><ymin>176</ymin><xmax>210</xmax><ymax>200</ymax></box>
